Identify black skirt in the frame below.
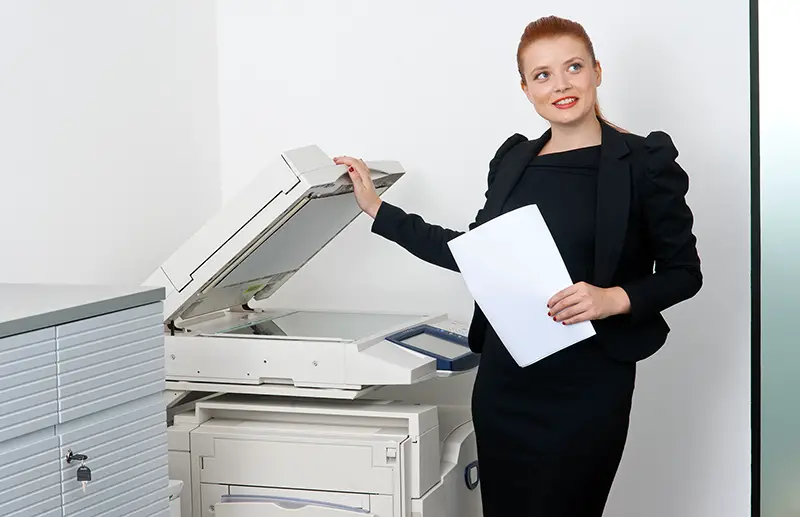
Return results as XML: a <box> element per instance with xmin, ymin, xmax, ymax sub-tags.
<box><xmin>471</xmin><ymin>328</ymin><xmax>636</xmax><ymax>517</ymax></box>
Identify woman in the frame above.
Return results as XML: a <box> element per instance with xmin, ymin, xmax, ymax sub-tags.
<box><xmin>335</xmin><ymin>15</ymin><xmax>702</xmax><ymax>517</ymax></box>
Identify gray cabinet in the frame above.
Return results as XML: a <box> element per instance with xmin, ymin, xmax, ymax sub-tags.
<box><xmin>55</xmin><ymin>303</ymin><xmax>165</xmax><ymax>424</ymax></box>
<box><xmin>0</xmin><ymin>327</ymin><xmax>58</xmax><ymax>443</ymax></box>
<box><xmin>0</xmin><ymin>285</ymin><xmax>168</xmax><ymax>517</ymax></box>
<box><xmin>58</xmin><ymin>393</ymin><xmax>167</xmax><ymax>517</ymax></box>
<box><xmin>0</xmin><ymin>429</ymin><xmax>62</xmax><ymax>517</ymax></box>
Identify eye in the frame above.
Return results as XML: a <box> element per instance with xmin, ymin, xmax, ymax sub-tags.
<box><xmin>534</xmin><ymin>71</ymin><xmax>549</xmax><ymax>81</ymax></box>
<box><xmin>568</xmin><ymin>63</ymin><xmax>582</xmax><ymax>73</ymax></box>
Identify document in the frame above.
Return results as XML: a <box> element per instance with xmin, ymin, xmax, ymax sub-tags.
<box><xmin>447</xmin><ymin>204</ymin><xmax>595</xmax><ymax>367</ymax></box>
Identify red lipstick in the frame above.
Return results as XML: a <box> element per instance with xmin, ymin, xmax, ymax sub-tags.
<box><xmin>552</xmin><ymin>96</ymin><xmax>578</xmax><ymax>109</ymax></box>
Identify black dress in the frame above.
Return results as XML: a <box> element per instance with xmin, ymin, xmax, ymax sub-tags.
<box><xmin>471</xmin><ymin>145</ymin><xmax>637</xmax><ymax>516</ymax></box>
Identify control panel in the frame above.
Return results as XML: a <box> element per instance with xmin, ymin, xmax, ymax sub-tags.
<box><xmin>386</xmin><ymin>319</ymin><xmax>478</xmax><ymax>373</ymax></box>
<box><xmin>428</xmin><ymin>319</ymin><xmax>470</xmax><ymax>338</ymax></box>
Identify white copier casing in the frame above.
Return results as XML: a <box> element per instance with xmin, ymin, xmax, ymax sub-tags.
<box><xmin>145</xmin><ymin>145</ymin><xmax>482</xmax><ymax>517</ymax></box>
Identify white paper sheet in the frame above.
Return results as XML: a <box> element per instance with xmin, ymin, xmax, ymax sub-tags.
<box><xmin>447</xmin><ymin>204</ymin><xmax>595</xmax><ymax>367</ymax></box>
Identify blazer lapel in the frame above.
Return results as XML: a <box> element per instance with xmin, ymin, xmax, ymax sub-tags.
<box><xmin>593</xmin><ymin>121</ymin><xmax>632</xmax><ymax>287</ymax></box>
<box><xmin>479</xmin><ymin>130</ymin><xmax>549</xmax><ymax>224</ymax></box>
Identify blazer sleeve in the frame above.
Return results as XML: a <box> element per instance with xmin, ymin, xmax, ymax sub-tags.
<box><xmin>621</xmin><ymin>131</ymin><xmax>703</xmax><ymax>323</ymax></box>
<box><xmin>370</xmin><ymin>133</ymin><xmax>528</xmax><ymax>272</ymax></box>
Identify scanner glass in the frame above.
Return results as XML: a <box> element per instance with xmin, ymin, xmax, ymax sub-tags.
<box><xmin>215</xmin><ymin>310</ymin><xmax>425</xmax><ymax>341</ymax></box>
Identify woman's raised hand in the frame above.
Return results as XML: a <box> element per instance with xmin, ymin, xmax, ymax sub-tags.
<box><xmin>333</xmin><ymin>155</ymin><xmax>382</xmax><ymax>218</ymax></box>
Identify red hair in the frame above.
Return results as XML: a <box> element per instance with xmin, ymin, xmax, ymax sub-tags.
<box><xmin>517</xmin><ymin>16</ymin><xmax>622</xmax><ymax>130</ymax></box>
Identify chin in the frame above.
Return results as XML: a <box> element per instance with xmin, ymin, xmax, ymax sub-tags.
<box><xmin>548</xmin><ymin>103</ymin><xmax>593</xmax><ymax>126</ymax></box>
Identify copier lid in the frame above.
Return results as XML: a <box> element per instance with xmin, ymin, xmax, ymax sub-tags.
<box><xmin>148</xmin><ymin>145</ymin><xmax>405</xmax><ymax>324</ymax></box>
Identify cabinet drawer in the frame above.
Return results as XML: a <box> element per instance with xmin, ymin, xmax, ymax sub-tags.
<box><xmin>0</xmin><ymin>429</ymin><xmax>61</xmax><ymax>517</ymax></box>
<box><xmin>56</xmin><ymin>302</ymin><xmax>163</xmax><ymax>347</ymax></box>
<box><xmin>0</xmin><ymin>327</ymin><xmax>58</xmax><ymax>442</ymax></box>
<box><xmin>56</xmin><ymin>302</ymin><xmax>165</xmax><ymax>423</ymax></box>
<box><xmin>57</xmin><ymin>393</ymin><xmax>169</xmax><ymax>517</ymax></box>
<box><xmin>0</xmin><ymin>489</ymin><xmax>62</xmax><ymax>517</ymax></box>
<box><xmin>62</xmin><ymin>474</ymin><xmax>168</xmax><ymax>517</ymax></box>
<box><xmin>8</xmin><ymin>509</ymin><xmax>61</xmax><ymax>517</ymax></box>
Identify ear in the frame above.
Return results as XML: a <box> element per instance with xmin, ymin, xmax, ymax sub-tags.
<box><xmin>595</xmin><ymin>60</ymin><xmax>603</xmax><ymax>87</ymax></box>
<box><xmin>520</xmin><ymin>80</ymin><xmax>534</xmax><ymax>104</ymax></box>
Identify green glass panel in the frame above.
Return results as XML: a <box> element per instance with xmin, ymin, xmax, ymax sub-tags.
<box><xmin>760</xmin><ymin>0</ymin><xmax>800</xmax><ymax>514</ymax></box>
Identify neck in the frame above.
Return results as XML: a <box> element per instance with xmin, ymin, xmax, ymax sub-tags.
<box><xmin>545</xmin><ymin>115</ymin><xmax>602</xmax><ymax>153</ymax></box>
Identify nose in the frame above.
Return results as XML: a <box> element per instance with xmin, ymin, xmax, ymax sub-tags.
<box><xmin>553</xmin><ymin>72</ymin><xmax>571</xmax><ymax>93</ymax></box>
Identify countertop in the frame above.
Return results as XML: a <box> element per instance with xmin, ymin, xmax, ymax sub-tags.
<box><xmin>0</xmin><ymin>283</ymin><xmax>165</xmax><ymax>339</ymax></box>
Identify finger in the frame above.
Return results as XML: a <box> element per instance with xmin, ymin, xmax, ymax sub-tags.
<box><xmin>353</xmin><ymin>160</ymin><xmax>373</xmax><ymax>185</ymax></box>
<box><xmin>334</xmin><ymin>157</ymin><xmax>364</xmax><ymax>182</ymax></box>
<box><xmin>335</xmin><ymin>156</ymin><xmax>372</xmax><ymax>183</ymax></box>
<box><xmin>548</xmin><ymin>284</ymin><xmax>579</xmax><ymax>309</ymax></box>
<box><xmin>335</xmin><ymin>155</ymin><xmax>367</xmax><ymax>171</ymax></box>
<box><xmin>553</xmin><ymin>301</ymin><xmax>588</xmax><ymax>322</ymax></box>
<box><xmin>348</xmin><ymin>168</ymin><xmax>365</xmax><ymax>190</ymax></box>
<box><xmin>334</xmin><ymin>156</ymin><xmax>358</xmax><ymax>167</ymax></box>
<box><xmin>562</xmin><ymin>310</ymin><xmax>592</xmax><ymax>325</ymax></box>
<box><xmin>549</xmin><ymin>292</ymin><xmax>581</xmax><ymax>317</ymax></box>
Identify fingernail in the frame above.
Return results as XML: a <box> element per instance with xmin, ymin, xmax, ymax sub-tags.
<box><xmin>547</xmin><ymin>312</ymin><xmax>551</xmax><ymax>317</ymax></box>
<box><xmin>562</xmin><ymin>322</ymin><xmax>566</xmax><ymax>325</ymax></box>
<box><xmin>349</xmin><ymin>167</ymin><xmax>354</xmax><ymax>172</ymax></box>
<box><xmin>552</xmin><ymin>317</ymin><xmax>556</xmax><ymax>321</ymax></box>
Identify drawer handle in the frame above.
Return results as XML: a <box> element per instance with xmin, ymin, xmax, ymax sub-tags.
<box><xmin>220</xmin><ymin>495</ymin><xmax>368</xmax><ymax>514</ymax></box>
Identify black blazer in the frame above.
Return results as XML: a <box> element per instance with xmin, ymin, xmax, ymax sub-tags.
<box><xmin>371</xmin><ymin>119</ymin><xmax>702</xmax><ymax>362</ymax></box>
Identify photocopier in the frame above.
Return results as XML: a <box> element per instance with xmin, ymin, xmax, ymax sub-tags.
<box><xmin>143</xmin><ymin>144</ymin><xmax>483</xmax><ymax>517</ymax></box>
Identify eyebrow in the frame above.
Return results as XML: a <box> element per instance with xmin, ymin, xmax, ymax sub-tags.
<box><xmin>529</xmin><ymin>56</ymin><xmax>585</xmax><ymax>77</ymax></box>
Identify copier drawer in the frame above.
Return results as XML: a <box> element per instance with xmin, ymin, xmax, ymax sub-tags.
<box><xmin>55</xmin><ymin>302</ymin><xmax>164</xmax><ymax>424</ymax></box>
<box><xmin>0</xmin><ymin>327</ymin><xmax>58</xmax><ymax>443</ymax></box>
<box><xmin>195</xmin><ymin>430</ymin><xmax>401</xmax><ymax>495</ymax></box>
<box><xmin>0</xmin><ymin>429</ymin><xmax>61</xmax><ymax>517</ymax></box>
<box><xmin>214</xmin><ymin>499</ymin><xmax>377</xmax><ymax>517</ymax></box>
<box><xmin>200</xmin><ymin>483</ymin><xmax>394</xmax><ymax>517</ymax></box>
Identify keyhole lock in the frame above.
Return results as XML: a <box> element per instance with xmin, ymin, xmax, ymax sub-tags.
<box><xmin>65</xmin><ymin>450</ymin><xmax>88</xmax><ymax>464</ymax></box>
<box><xmin>66</xmin><ymin>450</ymin><xmax>92</xmax><ymax>493</ymax></box>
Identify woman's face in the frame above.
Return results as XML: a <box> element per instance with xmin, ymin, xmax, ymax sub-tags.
<box><xmin>519</xmin><ymin>35</ymin><xmax>602</xmax><ymax>127</ymax></box>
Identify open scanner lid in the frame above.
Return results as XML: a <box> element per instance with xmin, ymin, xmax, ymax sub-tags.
<box><xmin>144</xmin><ymin>145</ymin><xmax>404</xmax><ymax>325</ymax></box>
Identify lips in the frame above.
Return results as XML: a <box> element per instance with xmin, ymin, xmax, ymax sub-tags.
<box><xmin>553</xmin><ymin>97</ymin><xmax>578</xmax><ymax>109</ymax></box>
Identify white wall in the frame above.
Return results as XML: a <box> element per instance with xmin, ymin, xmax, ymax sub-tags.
<box><xmin>216</xmin><ymin>1</ymin><xmax>751</xmax><ymax>515</ymax></box>
<box><xmin>0</xmin><ymin>1</ymin><xmax>221</xmax><ymax>285</ymax></box>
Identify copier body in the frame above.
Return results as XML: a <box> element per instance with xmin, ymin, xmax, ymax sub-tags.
<box><xmin>144</xmin><ymin>144</ymin><xmax>482</xmax><ymax>517</ymax></box>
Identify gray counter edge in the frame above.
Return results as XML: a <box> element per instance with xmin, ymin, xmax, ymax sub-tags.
<box><xmin>0</xmin><ymin>287</ymin><xmax>166</xmax><ymax>339</ymax></box>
